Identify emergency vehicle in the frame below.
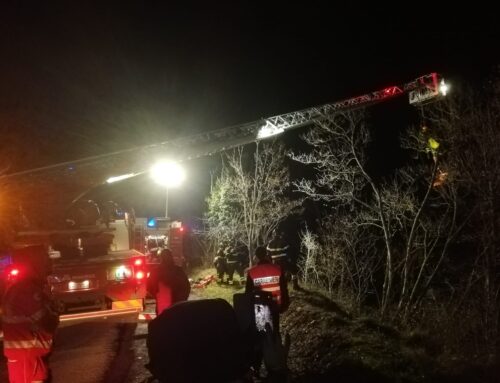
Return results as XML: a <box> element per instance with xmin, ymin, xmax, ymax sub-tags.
<box><xmin>136</xmin><ymin>217</ymin><xmax>187</xmax><ymax>268</ymax></box>
<box><xmin>0</xmin><ymin>211</ymin><xmax>148</xmax><ymax>323</ymax></box>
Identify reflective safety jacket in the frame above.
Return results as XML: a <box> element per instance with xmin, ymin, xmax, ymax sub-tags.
<box><xmin>225</xmin><ymin>246</ymin><xmax>239</xmax><ymax>264</ymax></box>
<box><xmin>1</xmin><ymin>278</ymin><xmax>58</xmax><ymax>359</ymax></box>
<box><xmin>246</xmin><ymin>261</ymin><xmax>289</xmax><ymax>311</ymax></box>
<box><xmin>213</xmin><ymin>254</ymin><xmax>227</xmax><ymax>273</ymax></box>
<box><xmin>266</xmin><ymin>237</ymin><xmax>290</xmax><ymax>262</ymax></box>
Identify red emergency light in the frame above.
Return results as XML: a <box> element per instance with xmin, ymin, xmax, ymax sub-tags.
<box><xmin>135</xmin><ymin>271</ymin><xmax>145</xmax><ymax>280</ymax></box>
<box><xmin>9</xmin><ymin>268</ymin><xmax>19</xmax><ymax>277</ymax></box>
<box><xmin>4</xmin><ymin>265</ymin><xmax>22</xmax><ymax>282</ymax></box>
<box><xmin>134</xmin><ymin>258</ymin><xmax>144</xmax><ymax>266</ymax></box>
<box><xmin>179</xmin><ymin>226</ymin><xmax>184</xmax><ymax>232</ymax></box>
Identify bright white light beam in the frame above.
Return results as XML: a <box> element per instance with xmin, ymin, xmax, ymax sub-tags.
<box><xmin>150</xmin><ymin>161</ymin><xmax>186</xmax><ymax>188</ymax></box>
<box><xmin>106</xmin><ymin>173</ymin><xmax>136</xmax><ymax>184</ymax></box>
<box><xmin>439</xmin><ymin>79</ymin><xmax>449</xmax><ymax>96</ymax></box>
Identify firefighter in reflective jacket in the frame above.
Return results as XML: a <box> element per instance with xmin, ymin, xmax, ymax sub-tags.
<box><xmin>225</xmin><ymin>243</ymin><xmax>245</xmax><ymax>286</ymax></box>
<box><xmin>213</xmin><ymin>247</ymin><xmax>227</xmax><ymax>284</ymax></box>
<box><xmin>267</xmin><ymin>230</ymin><xmax>299</xmax><ymax>289</ymax></box>
<box><xmin>1</xmin><ymin>246</ymin><xmax>59</xmax><ymax>383</ymax></box>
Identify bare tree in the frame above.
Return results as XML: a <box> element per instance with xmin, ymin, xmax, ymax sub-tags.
<box><xmin>291</xmin><ymin>111</ymin><xmax>398</xmax><ymax>315</ymax></box>
<box><xmin>291</xmin><ymin>109</ymin><xmax>464</xmax><ymax>318</ymax></box>
<box><xmin>298</xmin><ymin>227</ymin><xmax>320</xmax><ymax>286</ymax></box>
<box><xmin>299</xmin><ymin>216</ymin><xmax>378</xmax><ymax>309</ymax></box>
<box><xmin>419</xmin><ymin>75</ymin><xmax>500</xmax><ymax>354</ymax></box>
<box><xmin>390</xmin><ymin>126</ymin><xmax>470</xmax><ymax>320</ymax></box>
<box><xmin>206</xmin><ymin>141</ymin><xmax>302</xmax><ymax>266</ymax></box>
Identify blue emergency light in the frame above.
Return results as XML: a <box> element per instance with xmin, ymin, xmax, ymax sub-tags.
<box><xmin>147</xmin><ymin>218</ymin><xmax>157</xmax><ymax>228</ymax></box>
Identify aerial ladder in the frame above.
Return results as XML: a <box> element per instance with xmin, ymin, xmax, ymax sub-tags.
<box><xmin>3</xmin><ymin>72</ymin><xmax>448</xmax><ymax>185</ymax></box>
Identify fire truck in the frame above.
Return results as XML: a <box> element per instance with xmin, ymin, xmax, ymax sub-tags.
<box><xmin>139</xmin><ymin>218</ymin><xmax>186</xmax><ymax>266</ymax></box>
<box><xmin>130</xmin><ymin>217</ymin><xmax>189</xmax><ymax>278</ymax></box>
<box><xmin>1</xmin><ymin>72</ymin><xmax>448</xmax><ymax>323</ymax></box>
<box><xmin>0</xmin><ymin>205</ymin><xmax>148</xmax><ymax>323</ymax></box>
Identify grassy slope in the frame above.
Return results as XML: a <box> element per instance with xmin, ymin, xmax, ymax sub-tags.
<box><xmin>188</xmin><ymin>267</ymin><xmax>498</xmax><ymax>383</ymax></box>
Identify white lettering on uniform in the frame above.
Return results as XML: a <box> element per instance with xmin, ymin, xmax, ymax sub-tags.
<box><xmin>253</xmin><ymin>276</ymin><xmax>279</xmax><ymax>286</ymax></box>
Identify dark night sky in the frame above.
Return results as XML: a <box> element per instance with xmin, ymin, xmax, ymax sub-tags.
<box><xmin>1</xmin><ymin>2</ymin><xmax>499</xmax><ymax>219</ymax></box>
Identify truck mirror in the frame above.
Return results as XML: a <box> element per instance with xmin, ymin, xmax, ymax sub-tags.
<box><xmin>49</xmin><ymin>250</ymin><xmax>61</xmax><ymax>259</ymax></box>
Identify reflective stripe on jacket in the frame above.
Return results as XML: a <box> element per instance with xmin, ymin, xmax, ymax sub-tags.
<box><xmin>3</xmin><ymin>338</ymin><xmax>53</xmax><ymax>349</ymax></box>
<box><xmin>2</xmin><ymin>279</ymin><xmax>56</xmax><ymax>358</ymax></box>
<box><xmin>267</xmin><ymin>238</ymin><xmax>289</xmax><ymax>260</ymax></box>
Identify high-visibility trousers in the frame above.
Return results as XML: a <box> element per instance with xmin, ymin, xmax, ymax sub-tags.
<box><xmin>7</xmin><ymin>353</ymin><xmax>49</xmax><ymax>383</ymax></box>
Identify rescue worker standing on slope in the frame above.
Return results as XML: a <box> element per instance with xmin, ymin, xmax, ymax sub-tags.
<box><xmin>2</xmin><ymin>245</ymin><xmax>59</xmax><ymax>383</ymax></box>
<box><xmin>246</xmin><ymin>246</ymin><xmax>289</xmax><ymax>331</ymax></box>
<box><xmin>213</xmin><ymin>246</ymin><xmax>228</xmax><ymax>284</ymax></box>
<box><xmin>225</xmin><ymin>242</ymin><xmax>245</xmax><ymax>286</ymax></box>
<box><xmin>267</xmin><ymin>230</ymin><xmax>299</xmax><ymax>290</ymax></box>
<box><xmin>246</xmin><ymin>246</ymin><xmax>289</xmax><ymax>379</ymax></box>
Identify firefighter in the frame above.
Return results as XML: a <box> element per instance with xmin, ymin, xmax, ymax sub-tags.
<box><xmin>147</xmin><ymin>248</ymin><xmax>191</xmax><ymax>315</ymax></box>
<box><xmin>420</xmin><ymin>126</ymin><xmax>448</xmax><ymax>188</ymax></box>
<box><xmin>420</xmin><ymin>125</ymin><xmax>440</xmax><ymax>163</ymax></box>
<box><xmin>1</xmin><ymin>245</ymin><xmax>59</xmax><ymax>383</ymax></box>
<box><xmin>213</xmin><ymin>247</ymin><xmax>228</xmax><ymax>284</ymax></box>
<box><xmin>246</xmin><ymin>246</ymin><xmax>289</xmax><ymax>331</ymax></box>
<box><xmin>101</xmin><ymin>201</ymin><xmax>118</xmax><ymax>228</ymax></box>
<box><xmin>236</xmin><ymin>243</ymin><xmax>248</xmax><ymax>284</ymax></box>
<box><xmin>225</xmin><ymin>243</ymin><xmax>244</xmax><ymax>286</ymax></box>
<box><xmin>267</xmin><ymin>230</ymin><xmax>299</xmax><ymax>290</ymax></box>
<box><xmin>246</xmin><ymin>246</ymin><xmax>289</xmax><ymax>379</ymax></box>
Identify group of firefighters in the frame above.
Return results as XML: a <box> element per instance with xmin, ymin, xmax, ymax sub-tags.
<box><xmin>0</xmin><ymin>230</ymin><xmax>296</xmax><ymax>382</ymax></box>
<box><xmin>214</xmin><ymin>230</ymin><xmax>299</xmax><ymax>290</ymax></box>
<box><xmin>213</xmin><ymin>243</ymin><xmax>246</xmax><ymax>285</ymax></box>
<box><xmin>147</xmin><ymin>231</ymin><xmax>294</xmax><ymax>382</ymax></box>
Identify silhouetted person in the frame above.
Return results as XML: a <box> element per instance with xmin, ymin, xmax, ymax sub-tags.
<box><xmin>246</xmin><ymin>246</ymin><xmax>289</xmax><ymax>379</ymax></box>
<box><xmin>267</xmin><ymin>230</ymin><xmax>299</xmax><ymax>289</ymax></box>
<box><xmin>147</xmin><ymin>298</ymin><xmax>289</xmax><ymax>383</ymax></box>
<box><xmin>147</xmin><ymin>248</ymin><xmax>190</xmax><ymax>315</ymax></box>
<box><xmin>213</xmin><ymin>247</ymin><xmax>228</xmax><ymax>284</ymax></box>
<box><xmin>146</xmin><ymin>299</ymin><xmax>249</xmax><ymax>383</ymax></box>
<box><xmin>2</xmin><ymin>245</ymin><xmax>59</xmax><ymax>383</ymax></box>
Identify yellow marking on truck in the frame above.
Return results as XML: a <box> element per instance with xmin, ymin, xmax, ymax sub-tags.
<box><xmin>59</xmin><ymin>308</ymin><xmax>140</xmax><ymax>322</ymax></box>
<box><xmin>111</xmin><ymin>299</ymin><xmax>144</xmax><ymax>310</ymax></box>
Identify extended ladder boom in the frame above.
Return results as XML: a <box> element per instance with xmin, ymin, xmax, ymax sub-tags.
<box><xmin>256</xmin><ymin>73</ymin><xmax>443</xmax><ymax>140</ymax></box>
<box><xmin>4</xmin><ymin>73</ymin><xmax>446</xmax><ymax>181</ymax></box>
<box><xmin>170</xmin><ymin>73</ymin><xmax>445</xmax><ymax>159</ymax></box>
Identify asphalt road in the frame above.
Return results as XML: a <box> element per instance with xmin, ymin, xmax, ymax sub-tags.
<box><xmin>0</xmin><ymin>313</ymin><xmax>140</xmax><ymax>383</ymax></box>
